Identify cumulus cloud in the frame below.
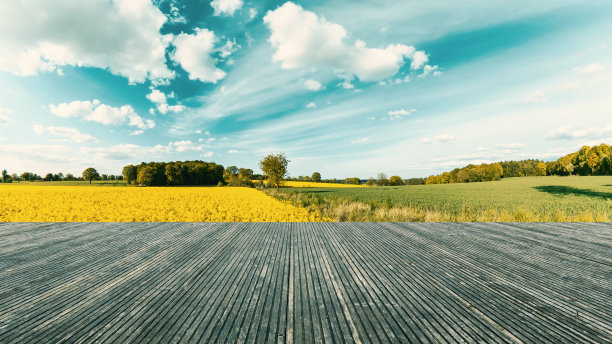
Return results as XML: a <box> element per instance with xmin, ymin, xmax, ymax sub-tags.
<box><xmin>49</xmin><ymin>100</ymin><xmax>155</xmax><ymax>130</ymax></box>
<box><xmin>146</xmin><ymin>89</ymin><xmax>185</xmax><ymax>114</ymax></box>
<box><xmin>410</xmin><ymin>51</ymin><xmax>428</xmax><ymax>70</ymax></box>
<box><xmin>387</xmin><ymin>108</ymin><xmax>416</xmax><ymax>120</ymax></box>
<box><xmin>0</xmin><ymin>0</ymin><xmax>174</xmax><ymax>83</ymax></box>
<box><xmin>263</xmin><ymin>2</ymin><xmax>427</xmax><ymax>82</ymax></box>
<box><xmin>210</xmin><ymin>0</ymin><xmax>243</xmax><ymax>16</ymax></box>
<box><xmin>419</xmin><ymin>65</ymin><xmax>441</xmax><ymax>78</ymax></box>
<box><xmin>171</xmin><ymin>140</ymin><xmax>214</xmax><ymax>156</ymax></box>
<box><xmin>545</xmin><ymin>122</ymin><xmax>612</xmax><ymax>140</ymax></box>
<box><xmin>421</xmin><ymin>134</ymin><xmax>455</xmax><ymax>144</ymax></box>
<box><xmin>523</xmin><ymin>90</ymin><xmax>548</xmax><ymax>103</ymax></box>
<box><xmin>33</xmin><ymin>125</ymin><xmax>98</xmax><ymax>143</ymax></box>
<box><xmin>304</xmin><ymin>79</ymin><xmax>324</xmax><ymax>91</ymax></box>
<box><xmin>0</xmin><ymin>107</ymin><xmax>13</xmax><ymax>126</ymax></box>
<box><xmin>171</xmin><ymin>28</ymin><xmax>229</xmax><ymax>83</ymax></box>
<box><xmin>573</xmin><ymin>63</ymin><xmax>604</xmax><ymax>75</ymax></box>
<box><xmin>306</xmin><ymin>102</ymin><xmax>317</xmax><ymax>109</ymax></box>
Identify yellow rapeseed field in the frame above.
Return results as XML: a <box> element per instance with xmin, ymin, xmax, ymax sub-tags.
<box><xmin>0</xmin><ymin>184</ymin><xmax>327</xmax><ymax>222</ymax></box>
<box><xmin>284</xmin><ymin>181</ymin><xmax>365</xmax><ymax>188</ymax></box>
<box><xmin>253</xmin><ymin>181</ymin><xmax>364</xmax><ymax>188</ymax></box>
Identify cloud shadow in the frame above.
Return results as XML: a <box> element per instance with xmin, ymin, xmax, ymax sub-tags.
<box><xmin>534</xmin><ymin>185</ymin><xmax>612</xmax><ymax>201</ymax></box>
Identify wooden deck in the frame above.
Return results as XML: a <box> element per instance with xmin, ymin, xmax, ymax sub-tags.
<box><xmin>0</xmin><ymin>222</ymin><xmax>610</xmax><ymax>343</ymax></box>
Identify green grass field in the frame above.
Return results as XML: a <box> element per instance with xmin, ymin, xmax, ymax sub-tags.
<box><xmin>266</xmin><ymin>176</ymin><xmax>612</xmax><ymax>221</ymax></box>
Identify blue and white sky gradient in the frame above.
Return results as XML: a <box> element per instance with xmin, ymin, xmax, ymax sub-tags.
<box><xmin>1</xmin><ymin>0</ymin><xmax>611</xmax><ymax>178</ymax></box>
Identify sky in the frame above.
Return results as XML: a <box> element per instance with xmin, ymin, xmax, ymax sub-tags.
<box><xmin>0</xmin><ymin>0</ymin><xmax>611</xmax><ymax>178</ymax></box>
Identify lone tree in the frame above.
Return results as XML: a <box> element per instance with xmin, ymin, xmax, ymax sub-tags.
<box><xmin>82</xmin><ymin>167</ymin><xmax>100</xmax><ymax>184</ymax></box>
<box><xmin>1</xmin><ymin>169</ymin><xmax>8</xmax><ymax>183</ymax></box>
<box><xmin>259</xmin><ymin>153</ymin><xmax>289</xmax><ymax>189</ymax></box>
<box><xmin>311</xmin><ymin>172</ymin><xmax>321</xmax><ymax>183</ymax></box>
<box><xmin>388</xmin><ymin>175</ymin><xmax>404</xmax><ymax>186</ymax></box>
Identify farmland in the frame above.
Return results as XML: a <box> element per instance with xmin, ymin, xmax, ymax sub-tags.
<box><xmin>266</xmin><ymin>176</ymin><xmax>612</xmax><ymax>222</ymax></box>
<box><xmin>0</xmin><ymin>184</ymin><xmax>325</xmax><ymax>222</ymax></box>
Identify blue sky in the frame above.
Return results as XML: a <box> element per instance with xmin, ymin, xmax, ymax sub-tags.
<box><xmin>0</xmin><ymin>0</ymin><xmax>611</xmax><ymax>178</ymax></box>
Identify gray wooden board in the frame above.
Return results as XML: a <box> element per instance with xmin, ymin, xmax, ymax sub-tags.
<box><xmin>0</xmin><ymin>222</ymin><xmax>610</xmax><ymax>343</ymax></box>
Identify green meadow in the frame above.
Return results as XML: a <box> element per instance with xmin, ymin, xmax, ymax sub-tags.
<box><xmin>266</xmin><ymin>176</ymin><xmax>612</xmax><ymax>222</ymax></box>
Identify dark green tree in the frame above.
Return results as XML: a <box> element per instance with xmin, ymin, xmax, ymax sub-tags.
<box><xmin>122</xmin><ymin>165</ymin><xmax>137</xmax><ymax>184</ymax></box>
<box><xmin>311</xmin><ymin>172</ymin><xmax>321</xmax><ymax>183</ymax></box>
<box><xmin>82</xmin><ymin>168</ymin><xmax>100</xmax><ymax>184</ymax></box>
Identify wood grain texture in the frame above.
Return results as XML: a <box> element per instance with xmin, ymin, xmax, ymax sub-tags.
<box><xmin>0</xmin><ymin>222</ymin><xmax>610</xmax><ymax>343</ymax></box>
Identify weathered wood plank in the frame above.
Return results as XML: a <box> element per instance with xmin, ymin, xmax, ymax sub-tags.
<box><xmin>0</xmin><ymin>222</ymin><xmax>610</xmax><ymax>343</ymax></box>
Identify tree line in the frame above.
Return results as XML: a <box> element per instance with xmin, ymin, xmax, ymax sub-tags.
<box><xmin>425</xmin><ymin>143</ymin><xmax>611</xmax><ymax>184</ymax></box>
<box><xmin>546</xmin><ymin>143</ymin><xmax>611</xmax><ymax>176</ymax></box>
<box><xmin>0</xmin><ymin>169</ymin><xmax>122</xmax><ymax>183</ymax></box>
<box><xmin>122</xmin><ymin>161</ymin><xmax>224</xmax><ymax>186</ymax></box>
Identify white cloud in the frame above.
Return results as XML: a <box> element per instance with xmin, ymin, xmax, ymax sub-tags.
<box><xmin>146</xmin><ymin>89</ymin><xmax>167</xmax><ymax>104</ymax></box>
<box><xmin>147</xmin><ymin>89</ymin><xmax>186</xmax><ymax>114</ymax></box>
<box><xmin>0</xmin><ymin>0</ymin><xmax>174</xmax><ymax>83</ymax></box>
<box><xmin>49</xmin><ymin>100</ymin><xmax>154</xmax><ymax>130</ymax></box>
<box><xmin>496</xmin><ymin>142</ymin><xmax>526</xmax><ymax>150</ymax></box>
<box><xmin>173</xmin><ymin>140</ymin><xmax>203</xmax><ymax>152</ymax></box>
<box><xmin>545</xmin><ymin>122</ymin><xmax>612</xmax><ymax>140</ymax></box>
<box><xmin>34</xmin><ymin>126</ymin><xmax>98</xmax><ymax>143</ymax></box>
<box><xmin>248</xmin><ymin>8</ymin><xmax>258</xmax><ymax>22</ymax></box>
<box><xmin>523</xmin><ymin>90</ymin><xmax>548</xmax><ymax>103</ymax></box>
<box><xmin>166</xmin><ymin>1</ymin><xmax>187</xmax><ymax>24</ymax></box>
<box><xmin>130</xmin><ymin>130</ymin><xmax>144</xmax><ymax>136</ymax></box>
<box><xmin>171</xmin><ymin>28</ymin><xmax>227</xmax><ymax>83</ymax></box>
<box><xmin>218</xmin><ymin>39</ymin><xmax>240</xmax><ymax>58</ymax></box>
<box><xmin>0</xmin><ymin>144</ymin><xmax>75</xmax><ymax>163</ymax></box>
<box><xmin>263</xmin><ymin>2</ymin><xmax>426</xmax><ymax>82</ymax></box>
<box><xmin>306</xmin><ymin>102</ymin><xmax>317</xmax><ymax>109</ymax></box>
<box><xmin>351</xmin><ymin>137</ymin><xmax>369</xmax><ymax>144</ymax></box>
<box><xmin>171</xmin><ymin>140</ymin><xmax>214</xmax><ymax>157</ymax></box>
<box><xmin>419</xmin><ymin>65</ymin><xmax>440</xmax><ymax>78</ymax></box>
<box><xmin>81</xmin><ymin>143</ymin><xmax>172</xmax><ymax>161</ymax></box>
<box><xmin>0</xmin><ymin>107</ymin><xmax>13</xmax><ymax>126</ymax></box>
<box><xmin>304</xmin><ymin>79</ymin><xmax>324</xmax><ymax>91</ymax></box>
<box><xmin>210</xmin><ymin>0</ymin><xmax>243</xmax><ymax>16</ymax></box>
<box><xmin>410</xmin><ymin>51</ymin><xmax>428</xmax><ymax>70</ymax></box>
<box><xmin>387</xmin><ymin>108</ymin><xmax>416</xmax><ymax>120</ymax></box>
<box><xmin>421</xmin><ymin>134</ymin><xmax>455</xmax><ymax>144</ymax></box>
<box><xmin>33</xmin><ymin>124</ymin><xmax>45</xmax><ymax>134</ymax></box>
<box><xmin>228</xmin><ymin>149</ymin><xmax>241</xmax><ymax>153</ymax></box>
<box><xmin>435</xmin><ymin>134</ymin><xmax>455</xmax><ymax>142</ymax></box>
<box><xmin>339</xmin><ymin>80</ymin><xmax>355</xmax><ymax>89</ymax></box>
<box><xmin>573</xmin><ymin>63</ymin><xmax>604</xmax><ymax>75</ymax></box>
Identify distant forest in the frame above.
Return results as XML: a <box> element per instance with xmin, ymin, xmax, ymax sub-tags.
<box><xmin>426</xmin><ymin>143</ymin><xmax>612</xmax><ymax>184</ymax></box>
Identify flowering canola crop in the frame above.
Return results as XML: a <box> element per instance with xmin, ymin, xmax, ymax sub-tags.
<box><xmin>254</xmin><ymin>181</ymin><xmax>364</xmax><ymax>188</ymax></box>
<box><xmin>0</xmin><ymin>184</ymin><xmax>326</xmax><ymax>222</ymax></box>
